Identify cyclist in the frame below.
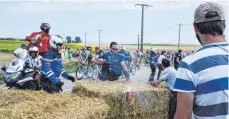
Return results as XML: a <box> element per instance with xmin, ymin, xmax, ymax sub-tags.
<box><xmin>97</xmin><ymin>42</ymin><xmax>130</xmax><ymax>81</ymax></box>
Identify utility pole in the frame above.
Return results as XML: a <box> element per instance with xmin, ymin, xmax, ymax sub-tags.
<box><xmin>135</xmin><ymin>4</ymin><xmax>153</xmax><ymax>52</ymax></box>
<box><xmin>84</xmin><ymin>33</ymin><xmax>87</xmax><ymax>47</ymax></box>
<box><xmin>63</xmin><ymin>30</ymin><xmax>65</xmax><ymax>42</ymax></box>
<box><xmin>97</xmin><ymin>29</ymin><xmax>103</xmax><ymax>48</ymax></box>
<box><xmin>137</xmin><ymin>34</ymin><xmax>140</xmax><ymax>49</ymax></box>
<box><xmin>178</xmin><ymin>23</ymin><xmax>181</xmax><ymax>50</ymax></box>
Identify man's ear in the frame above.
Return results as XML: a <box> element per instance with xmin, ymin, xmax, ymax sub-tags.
<box><xmin>193</xmin><ymin>24</ymin><xmax>199</xmax><ymax>34</ymax></box>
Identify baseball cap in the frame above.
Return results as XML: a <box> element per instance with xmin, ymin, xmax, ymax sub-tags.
<box><xmin>194</xmin><ymin>2</ymin><xmax>225</xmax><ymax>23</ymax></box>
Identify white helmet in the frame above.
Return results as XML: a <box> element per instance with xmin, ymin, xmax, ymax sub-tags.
<box><xmin>29</xmin><ymin>46</ymin><xmax>39</xmax><ymax>56</ymax></box>
<box><xmin>120</xmin><ymin>45</ymin><xmax>126</xmax><ymax>51</ymax></box>
<box><xmin>150</xmin><ymin>48</ymin><xmax>157</xmax><ymax>53</ymax></box>
<box><xmin>50</xmin><ymin>35</ymin><xmax>64</xmax><ymax>49</ymax></box>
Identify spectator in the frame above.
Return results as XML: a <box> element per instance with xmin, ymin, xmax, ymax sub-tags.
<box><xmin>174</xmin><ymin>50</ymin><xmax>182</xmax><ymax>70</ymax></box>
<box><xmin>157</xmin><ymin>50</ymin><xmax>166</xmax><ymax>80</ymax></box>
<box><xmin>152</xmin><ymin>58</ymin><xmax>177</xmax><ymax>119</ymax></box>
<box><xmin>173</xmin><ymin>2</ymin><xmax>228</xmax><ymax>119</ymax></box>
<box><xmin>67</xmin><ymin>48</ymin><xmax>72</xmax><ymax>61</ymax></box>
<box><xmin>13</xmin><ymin>43</ymin><xmax>28</xmax><ymax>60</ymax></box>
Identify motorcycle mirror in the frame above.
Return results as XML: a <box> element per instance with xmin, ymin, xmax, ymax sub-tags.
<box><xmin>1</xmin><ymin>66</ymin><xmax>6</xmax><ymax>72</ymax></box>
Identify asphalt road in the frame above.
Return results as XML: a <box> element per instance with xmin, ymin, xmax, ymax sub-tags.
<box><xmin>61</xmin><ymin>66</ymin><xmax>157</xmax><ymax>93</ymax></box>
<box><xmin>0</xmin><ymin>66</ymin><xmax>158</xmax><ymax>93</ymax></box>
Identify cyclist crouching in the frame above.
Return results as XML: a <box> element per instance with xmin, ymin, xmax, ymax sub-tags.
<box><xmin>97</xmin><ymin>42</ymin><xmax>130</xmax><ymax>81</ymax></box>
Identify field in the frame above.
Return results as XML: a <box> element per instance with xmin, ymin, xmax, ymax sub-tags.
<box><xmin>0</xmin><ymin>40</ymin><xmax>84</xmax><ymax>52</ymax></box>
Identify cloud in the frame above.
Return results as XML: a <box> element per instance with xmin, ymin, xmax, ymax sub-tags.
<box><xmin>4</xmin><ymin>0</ymin><xmax>227</xmax><ymax>13</ymax></box>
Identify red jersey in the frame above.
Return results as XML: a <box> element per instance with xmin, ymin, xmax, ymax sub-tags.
<box><xmin>25</xmin><ymin>32</ymin><xmax>50</xmax><ymax>53</ymax></box>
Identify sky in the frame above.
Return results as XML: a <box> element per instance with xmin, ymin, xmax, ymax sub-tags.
<box><xmin>0</xmin><ymin>0</ymin><xmax>228</xmax><ymax>45</ymax></box>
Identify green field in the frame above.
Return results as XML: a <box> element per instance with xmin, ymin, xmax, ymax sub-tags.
<box><xmin>0</xmin><ymin>40</ymin><xmax>83</xmax><ymax>52</ymax></box>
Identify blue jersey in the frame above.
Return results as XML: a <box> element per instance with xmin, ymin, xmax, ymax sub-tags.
<box><xmin>119</xmin><ymin>50</ymin><xmax>129</xmax><ymax>61</ymax></box>
<box><xmin>41</xmin><ymin>49</ymin><xmax>69</xmax><ymax>84</ymax></box>
<box><xmin>101</xmin><ymin>52</ymin><xmax>125</xmax><ymax>76</ymax></box>
<box><xmin>149</xmin><ymin>52</ymin><xmax>157</xmax><ymax>65</ymax></box>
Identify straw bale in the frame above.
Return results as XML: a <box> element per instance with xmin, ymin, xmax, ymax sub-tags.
<box><xmin>0</xmin><ymin>90</ymin><xmax>109</xmax><ymax>119</ymax></box>
<box><xmin>72</xmin><ymin>81</ymin><xmax>170</xmax><ymax>119</ymax></box>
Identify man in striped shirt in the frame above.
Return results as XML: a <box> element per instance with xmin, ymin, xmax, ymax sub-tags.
<box><xmin>173</xmin><ymin>2</ymin><xmax>228</xmax><ymax>119</ymax></box>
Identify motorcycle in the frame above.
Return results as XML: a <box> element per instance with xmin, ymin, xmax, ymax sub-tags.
<box><xmin>1</xmin><ymin>59</ymin><xmax>40</xmax><ymax>90</ymax></box>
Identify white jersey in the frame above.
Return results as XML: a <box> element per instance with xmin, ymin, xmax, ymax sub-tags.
<box><xmin>13</xmin><ymin>48</ymin><xmax>28</xmax><ymax>60</ymax></box>
<box><xmin>157</xmin><ymin>55</ymin><xmax>166</xmax><ymax>64</ymax></box>
<box><xmin>24</xmin><ymin>55</ymin><xmax>42</xmax><ymax>68</ymax></box>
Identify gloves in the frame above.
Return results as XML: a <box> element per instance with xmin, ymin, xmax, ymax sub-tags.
<box><xmin>55</xmin><ymin>81</ymin><xmax>64</xmax><ymax>91</ymax></box>
<box><xmin>68</xmin><ymin>75</ymin><xmax>75</xmax><ymax>82</ymax></box>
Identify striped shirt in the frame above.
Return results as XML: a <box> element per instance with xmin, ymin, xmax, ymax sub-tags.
<box><xmin>173</xmin><ymin>42</ymin><xmax>229</xmax><ymax>119</ymax></box>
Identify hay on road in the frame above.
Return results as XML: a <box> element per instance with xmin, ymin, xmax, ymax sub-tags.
<box><xmin>72</xmin><ymin>82</ymin><xmax>170</xmax><ymax>119</ymax></box>
<box><xmin>0</xmin><ymin>90</ymin><xmax>109</xmax><ymax>119</ymax></box>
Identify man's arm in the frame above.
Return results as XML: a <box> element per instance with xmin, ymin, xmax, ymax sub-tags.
<box><xmin>174</xmin><ymin>92</ymin><xmax>194</xmax><ymax>119</ymax></box>
<box><xmin>173</xmin><ymin>61</ymin><xmax>196</xmax><ymax>119</ymax></box>
<box><xmin>152</xmin><ymin>79</ymin><xmax>163</xmax><ymax>86</ymax></box>
<box><xmin>41</xmin><ymin>52</ymin><xmax>59</xmax><ymax>84</ymax></box>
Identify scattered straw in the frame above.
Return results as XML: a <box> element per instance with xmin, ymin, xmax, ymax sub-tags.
<box><xmin>0</xmin><ymin>90</ymin><xmax>109</xmax><ymax>119</ymax></box>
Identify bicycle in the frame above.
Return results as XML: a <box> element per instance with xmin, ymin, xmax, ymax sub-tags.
<box><xmin>75</xmin><ymin>61</ymin><xmax>93</xmax><ymax>80</ymax></box>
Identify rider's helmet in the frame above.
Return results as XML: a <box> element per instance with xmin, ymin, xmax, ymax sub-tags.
<box><xmin>29</xmin><ymin>46</ymin><xmax>39</xmax><ymax>57</ymax></box>
<box><xmin>120</xmin><ymin>45</ymin><xmax>126</xmax><ymax>51</ymax></box>
<box><xmin>50</xmin><ymin>35</ymin><xmax>64</xmax><ymax>50</ymax></box>
<box><xmin>40</xmin><ymin>23</ymin><xmax>51</xmax><ymax>34</ymax></box>
<box><xmin>150</xmin><ymin>48</ymin><xmax>157</xmax><ymax>53</ymax></box>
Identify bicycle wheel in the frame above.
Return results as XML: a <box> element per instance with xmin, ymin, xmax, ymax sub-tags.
<box><xmin>131</xmin><ymin>65</ymin><xmax>137</xmax><ymax>75</ymax></box>
<box><xmin>87</xmin><ymin>66</ymin><xmax>93</xmax><ymax>78</ymax></box>
<box><xmin>92</xmin><ymin>67</ymin><xmax>99</xmax><ymax>81</ymax></box>
<box><xmin>76</xmin><ymin>66</ymin><xmax>84</xmax><ymax>80</ymax></box>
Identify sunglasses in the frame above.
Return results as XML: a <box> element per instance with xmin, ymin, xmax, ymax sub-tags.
<box><xmin>112</xmin><ymin>48</ymin><xmax>119</xmax><ymax>51</ymax></box>
<box><xmin>30</xmin><ymin>51</ymin><xmax>37</xmax><ymax>54</ymax></box>
<box><xmin>57</xmin><ymin>43</ymin><xmax>63</xmax><ymax>46</ymax></box>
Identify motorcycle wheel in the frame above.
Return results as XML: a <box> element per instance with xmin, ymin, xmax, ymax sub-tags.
<box><xmin>24</xmin><ymin>80</ymin><xmax>37</xmax><ymax>90</ymax></box>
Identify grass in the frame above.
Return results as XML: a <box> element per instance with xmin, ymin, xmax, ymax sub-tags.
<box><xmin>64</xmin><ymin>43</ymin><xmax>83</xmax><ymax>52</ymax></box>
<box><xmin>0</xmin><ymin>40</ymin><xmax>24</xmax><ymax>52</ymax></box>
<box><xmin>63</xmin><ymin>61</ymin><xmax>79</xmax><ymax>73</ymax></box>
<box><xmin>0</xmin><ymin>40</ymin><xmax>84</xmax><ymax>53</ymax></box>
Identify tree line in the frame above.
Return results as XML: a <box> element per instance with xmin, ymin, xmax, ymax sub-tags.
<box><xmin>0</xmin><ymin>36</ymin><xmax>82</xmax><ymax>43</ymax></box>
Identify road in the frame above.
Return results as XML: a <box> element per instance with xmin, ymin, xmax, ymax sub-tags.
<box><xmin>0</xmin><ymin>66</ymin><xmax>155</xmax><ymax>92</ymax></box>
<box><xmin>61</xmin><ymin>66</ymin><xmax>157</xmax><ymax>93</ymax></box>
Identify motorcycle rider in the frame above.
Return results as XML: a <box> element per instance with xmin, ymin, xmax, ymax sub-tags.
<box><xmin>24</xmin><ymin>46</ymin><xmax>42</xmax><ymax>88</ymax></box>
<box><xmin>98</xmin><ymin>42</ymin><xmax>130</xmax><ymax>81</ymax></box>
<box><xmin>40</xmin><ymin>35</ymin><xmax>75</xmax><ymax>93</ymax></box>
<box><xmin>25</xmin><ymin>23</ymin><xmax>51</xmax><ymax>57</ymax></box>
